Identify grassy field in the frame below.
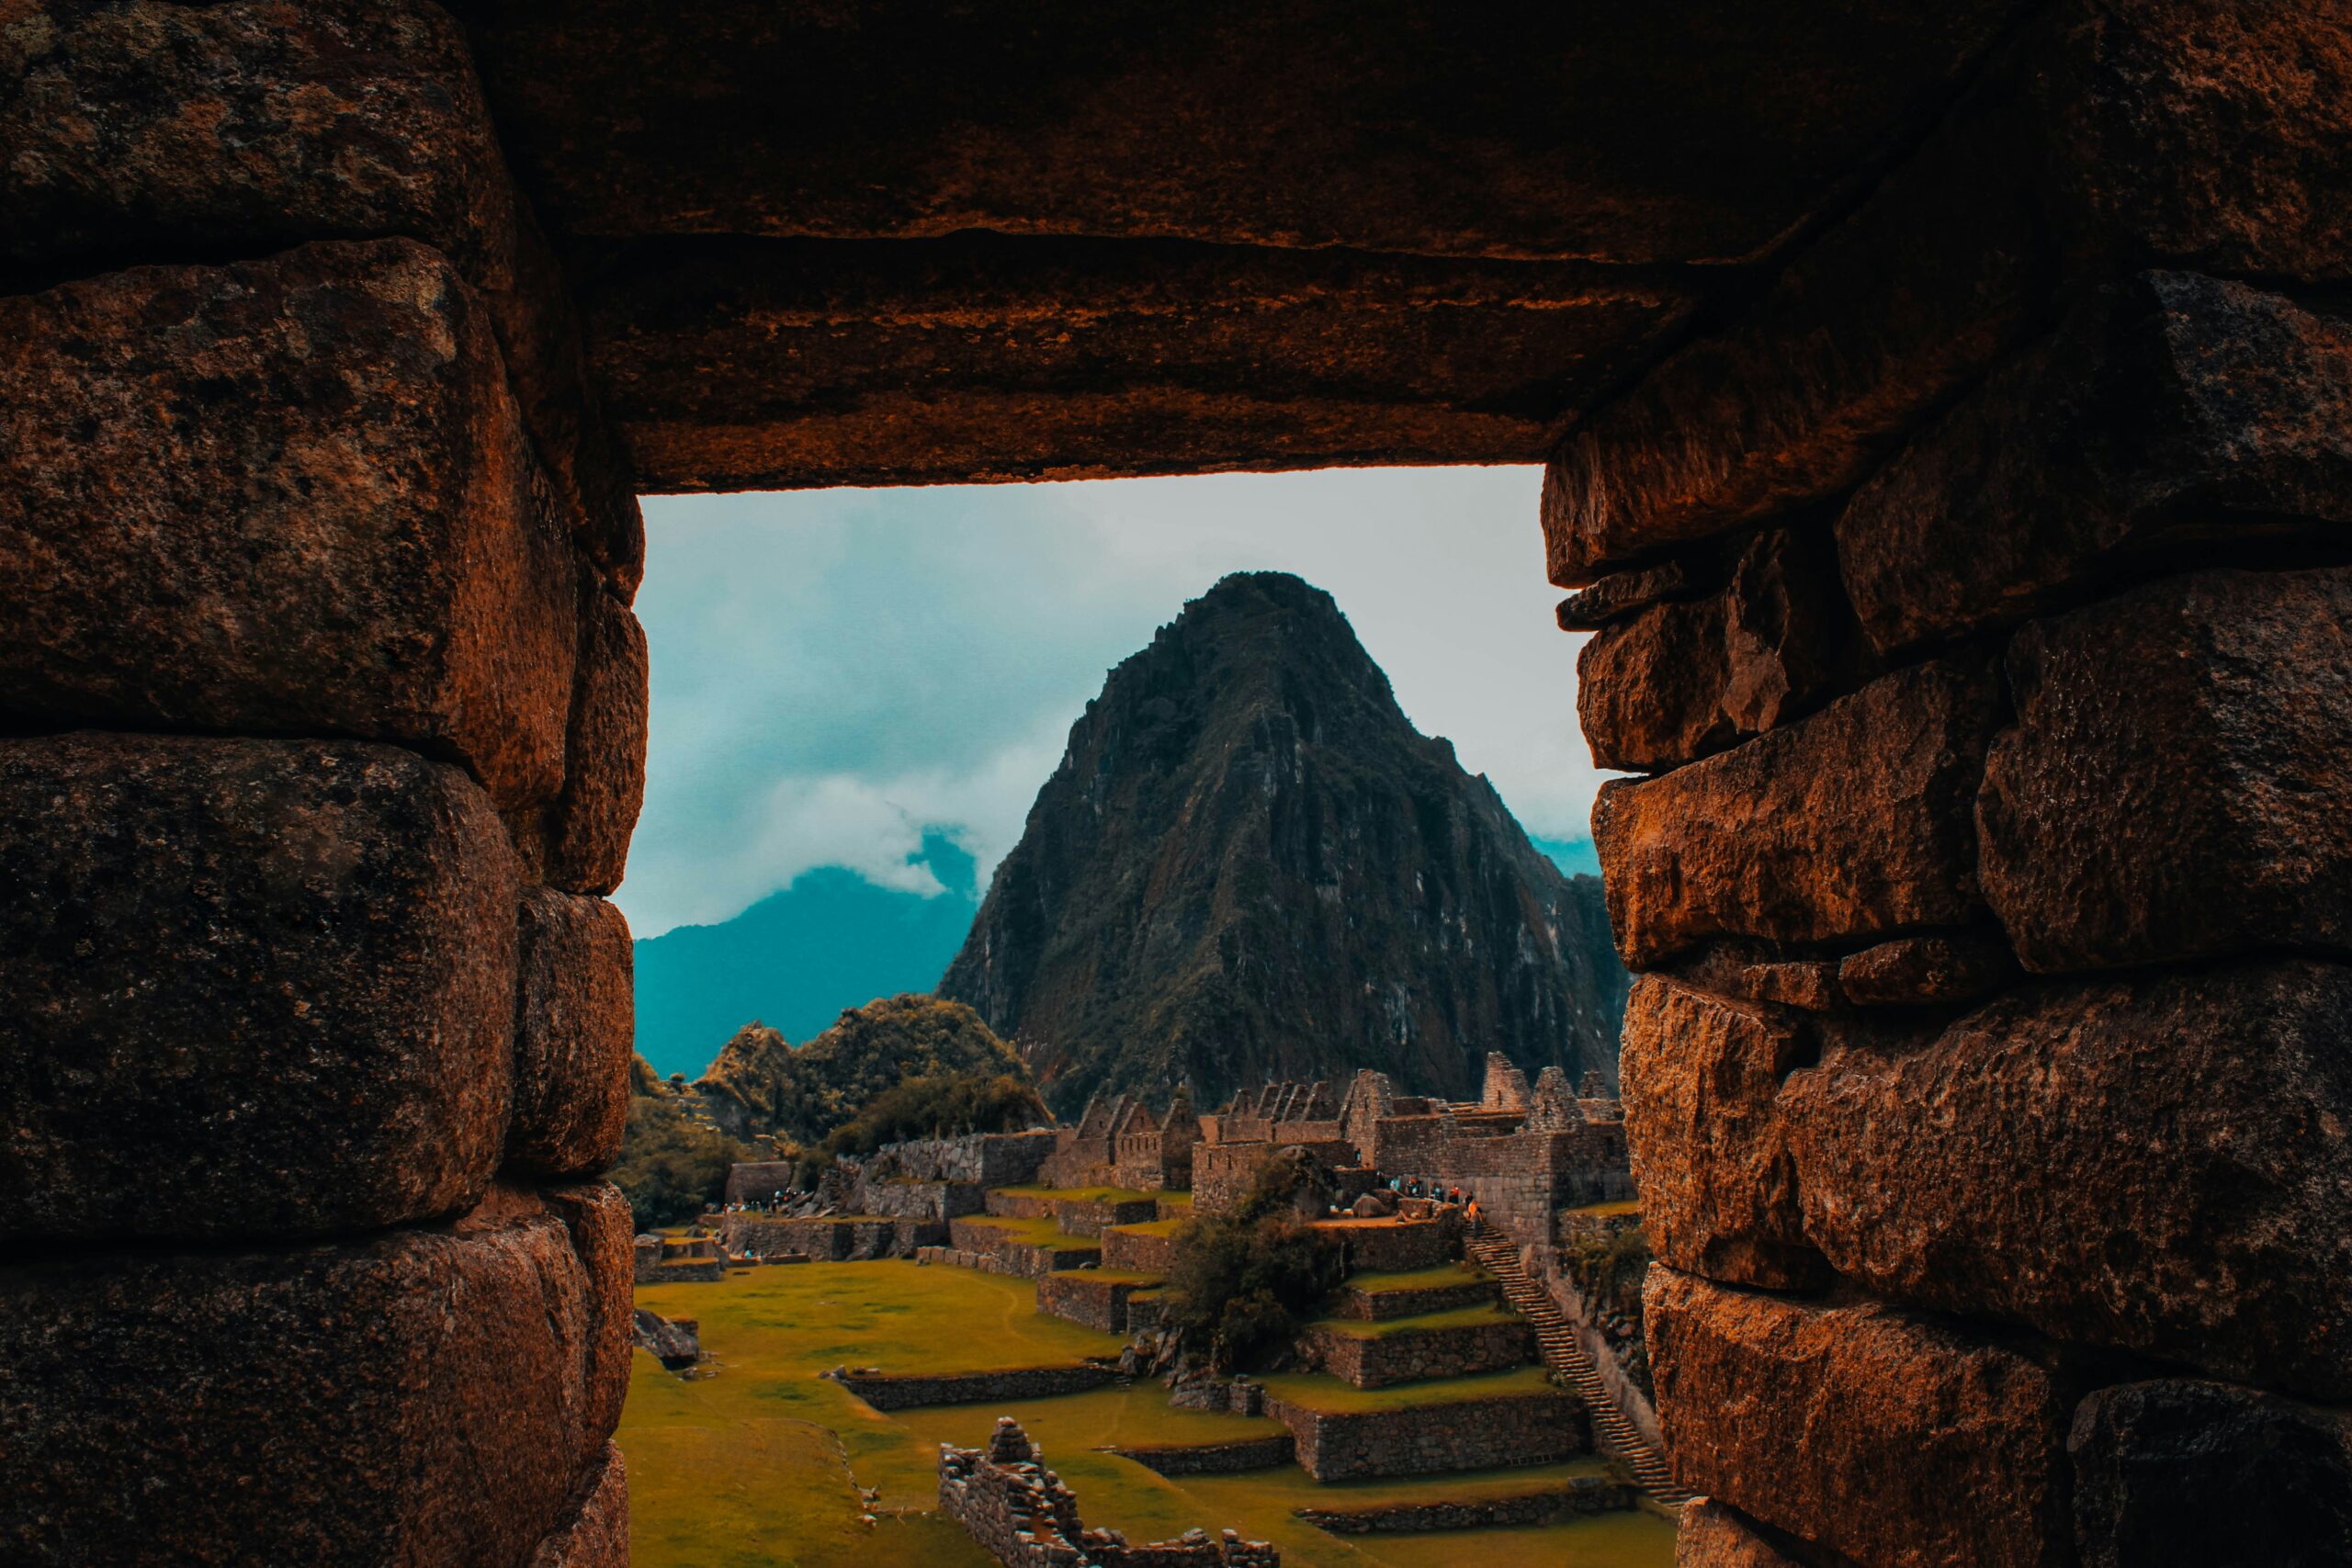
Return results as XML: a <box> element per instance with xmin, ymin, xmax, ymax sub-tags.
<box><xmin>624</xmin><ymin>1258</ymin><xmax>1676</xmax><ymax>1568</ymax></box>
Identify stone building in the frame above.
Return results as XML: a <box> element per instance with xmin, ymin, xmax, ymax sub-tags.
<box><xmin>938</xmin><ymin>1417</ymin><xmax>1278</xmax><ymax>1568</ymax></box>
<box><xmin>1193</xmin><ymin>1056</ymin><xmax>1633</xmax><ymax>1243</ymax></box>
<box><xmin>7</xmin><ymin>6</ymin><xmax>2350</xmax><ymax>1565</ymax></box>
<box><xmin>1039</xmin><ymin>1089</ymin><xmax>1201</xmax><ymax>1191</ymax></box>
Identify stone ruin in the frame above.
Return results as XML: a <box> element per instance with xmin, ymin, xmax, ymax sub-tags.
<box><xmin>1040</xmin><ymin>1088</ymin><xmax>1204</xmax><ymax>1191</ymax></box>
<box><xmin>1193</xmin><ymin>1055</ymin><xmax>1632</xmax><ymax>1244</ymax></box>
<box><xmin>939</xmin><ymin>1417</ymin><xmax>1278</xmax><ymax>1568</ymax></box>
<box><xmin>8</xmin><ymin>6</ymin><xmax>2350</xmax><ymax>1564</ymax></box>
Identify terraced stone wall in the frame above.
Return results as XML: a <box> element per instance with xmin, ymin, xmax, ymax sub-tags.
<box><xmin>0</xmin><ymin>6</ymin><xmax>642</xmax><ymax>1563</ymax></box>
<box><xmin>1266</xmin><ymin>1388</ymin><xmax>1589</xmax><ymax>1483</ymax></box>
<box><xmin>1557</xmin><ymin>8</ymin><xmax>2352</xmax><ymax>1562</ymax></box>
<box><xmin>1301</xmin><ymin>1317</ymin><xmax>1534</xmax><ymax>1389</ymax></box>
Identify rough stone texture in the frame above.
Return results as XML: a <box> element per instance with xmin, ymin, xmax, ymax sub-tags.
<box><xmin>0</xmin><ymin>0</ymin><xmax>645</xmax><ymax>599</ymax></box>
<box><xmin>0</xmin><ymin>1202</ymin><xmax>594</xmax><ymax>1567</ymax></box>
<box><xmin>577</xmin><ymin>235</ymin><xmax>1694</xmax><ymax>490</ymax></box>
<box><xmin>1331</xmin><ymin>1277</ymin><xmax>1499</xmax><ymax>1322</ymax></box>
<box><xmin>1785</xmin><ymin>961</ymin><xmax>2352</xmax><ymax>1400</ymax></box>
<box><xmin>1836</xmin><ymin>928</ymin><xmax>2018</xmax><ymax>1007</ymax></box>
<box><xmin>0</xmin><ymin>734</ymin><xmax>516</xmax><ymax>1244</ymax></box>
<box><xmin>543</xmin><ymin>1182</ymin><xmax>635</xmax><ymax>1463</ymax></box>
<box><xmin>2068</xmin><ymin>1379</ymin><xmax>2352</xmax><ymax>1568</ymax></box>
<box><xmin>1676</xmin><ymin>1499</ymin><xmax>1808</xmax><ymax>1567</ymax></box>
<box><xmin>1980</xmin><ymin>567</ymin><xmax>2352</xmax><ymax>973</ymax></box>
<box><xmin>1664</xmin><ymin>944</ymin><xmax>1842</xmax><ymax>1013</ymax></box>
<box><xmin>1577</xmin><ymin>528</ymin><xmax>1861</xmax><ymax>772</ymax></box>
<box><xmin>1555</xmin><ymin>557</ymin><xmax>1699</xmax><ymax>631</ymax></box>
<box><xmin>508</xmin><ymin>890</ymin><xmax>634</xmax><ymax>1179</ymax></box>
<box><xmin>0</xmin><ymin>239</ymin><xmax>579</xmax><ymax>809</ymax></box>
<box><xmin>464</xmin><ymin>1</ymin><xmax>2020</xmax><ymax>263</ymax></box>
<box><xmin>1268</xmin><ymin>1387</ymin><xmax>1589</xmax><ymax>1483</ymax></box>
<box><xmin>1619</xmin><ymin>977</ymin><xmax>1826</xmax><ymax>1292</ymax></box>
<box><xmin>1838</xmin><ymin>273</ymin><xmax>2352</xmax><ymax>657</ymax></box>
<box><xmin>2038</xmin><ymin>0</ymin><xmax>2352</xmax><ymax>284</ymax></box>
<box><xmin>535</xmin><ymin>590</ymin><xmax>649</xmax><ymax>896</ymax></box>
<box><xmin>1108</xmin><ymin>1436</ymin><xmax>1298</xmax><ymax>1477</ymax></box>
<box><xmin>1647</xmin><ymin>1267</ymin><xmax>2075</xmax><ymax>1568</ymax></box>
<box><xmin>1592</xmin><ymin>656</ymin><xmax>1997</xmax><ymax>968</ymax></box>
<box><xmin>1543</xmin><ymin>72</ymin><xmax>2044</xmax><ymax>584</ymax></box>
<box><xmin>529</xmin><ymin>1442</ymin><xmax>629</xmax><ymax>1568</ymax></box>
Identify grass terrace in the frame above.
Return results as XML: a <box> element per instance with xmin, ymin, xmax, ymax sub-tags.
<box><xmin>1257</xmin><ymin>1364</ymin><xmax>1561</xmax><ymax>1415</ymax></box>
<box><xmin>1566</xmin><ymin>1199</ymin><xmax>1642</xmax><ymax>1219</ymax></box>
<box><xmin>990</xmin><ymin>1184</ymin><xmax>1166</xmax><ymax>1204</ymax></box>
<box><xmin>1106</xmin><ymin>1216</ymin><xmax>1186</xmax><ymax>1238</ymax></box>
<box><xmin>624</xmin><ymin>1259</ymin><xmax>1674</xmax><ymax>1568</ymax></box>
<box><xmin>1306</xmin><ymin>1303</ymin><xmax>1521</xmax><ymax>1339</ymax></box>
<box><xmin>959</xmin><ymin>1213</ymin><xmax>1091</xmax><ymax>1247</ymax></box>
<box><xmin>1346</xmin><ymin>1264</ymin><xmax>1491</xmax><ymax>1293</ymax></box>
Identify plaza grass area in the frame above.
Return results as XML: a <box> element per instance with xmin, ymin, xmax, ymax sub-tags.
<box><xmin>625</xmin><ymin>1258</ymin><xmax>1675</xmax><ymax>1568</ymax></box>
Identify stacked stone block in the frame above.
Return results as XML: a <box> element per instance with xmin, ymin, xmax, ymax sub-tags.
<box><xmin>1554</xmin><ymin>6</ymin><xmax>2352</xmax><ymax>1562</ymax></box>
<box><xmin>0</xmin><ymin>5</ymin><xmax>643</xmax><ymax>1562</ymax></box>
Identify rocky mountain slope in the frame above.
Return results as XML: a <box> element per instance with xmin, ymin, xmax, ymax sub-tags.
<box><xmin>694</xmin><ymin>993</ymin><xmax>1029</xmax><ymax>1146</ymax></box>
<box><xmin>937</xmin><ymin>571</ymin><xmax>1627</xmax><ymax>1113</ymax></box>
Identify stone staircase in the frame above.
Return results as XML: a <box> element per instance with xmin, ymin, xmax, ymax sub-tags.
<box><xmin>1465</xmin><ymin>1234</ymin><xmax>1692</xmax><ymax>1508</ymax></box>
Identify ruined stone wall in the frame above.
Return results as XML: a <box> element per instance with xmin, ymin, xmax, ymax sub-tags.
<box><xmin>948</xmin><ymin>1217</ymin><xmax>1102</xmax><ymax>1278</ymax></box>
<box><xmin>835</xmin><ymin>1364</ymin><xmax>1116</xmax><ymax>1412</ymax></box>
<box><xmin>1310</xmin><ymin>1216</ymin><xmax>1458</xmax><ymax>1274</ymax></box>
<box><xmin>939</xmin><ymin>1419</ymin><xmax>1280</xmax><ymax>1568</ymax></box>
<box><xmin>1330</xmin><ymin>1276</ymin><xmax>1498</xmax><ymax>1321</ymax></box>
<box><xmin>0</xmin><ymin>7</ymin><xmax>641</xmax><ymax>1562</ymax></box>
<box><xmin>1265</xmin><ymin>1388</ymin><xmax>1589</xmax><ymax>1483</ymax></box>
<box><xmin>720</xmin><ymin>1213</ymin><xmax>943</xmax><ymax>1260</ymax></box>
<box><xmin>1035</xmin><ymin>1271</ymin><xmax>1155</xmax><ymax>1334</ymax></box>
<box><xmin>1554</xmin><ymin>8</ymin><xmax>2352</xmax><ymax>1562</ymax></box>
<box><xmin>1192</xmin><ymin>1139</ymin><xmax>1358</xmax><ymax>1215</ymax></box>
<box><xmin>875</xmin><ymin>1130</ymin><xmax>1059</xmax><ymax>1187</ymax></box>
<box><xmin>1300</xmin><ymin>1316</ymin><xmax>1534</xmax><ymax>1389</ymax></box>
<box><xmin>1101</xmin><ymin>1224</ymin><xmax>1180</xmax><ymax>1275</ymax></box>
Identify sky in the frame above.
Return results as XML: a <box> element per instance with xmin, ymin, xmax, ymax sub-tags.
<box><xmin>615</xmin><ymin>467</ymin><xmax>1608</xmax><ymax>939</ymax></box>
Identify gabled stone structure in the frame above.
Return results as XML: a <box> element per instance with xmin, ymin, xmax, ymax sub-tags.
<box><xmin>1041</xmin><ymin>1089</ymin><xmax>1199</xmax><ymax>1191</ymax></box>
<box><xmin>1195</xmin><ymin>1056</ymin><xmax>1632</xmax><ymax>1239</ymax></box>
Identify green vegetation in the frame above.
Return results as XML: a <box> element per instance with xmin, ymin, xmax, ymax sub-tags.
<box><xmin>796</xmin><ymin>1069</ymin><xmax>1047</xmax><ymax>1184</ymax></box>
<box><xmin>1567</xmin><ymin>1198</ymin><xmax>1642</xmax><ymax>1218</ymax></box>
<box><xmin>696</xmin><ymin>993</ymin><xmax>1035</xmax><ymax>1149</ymax></box>
<box><xmin>1161</xmin><ymin>1151</ymin><xmax>1347</xmax><ymax>1371</ymax></box>
<box><xmin>1348</xmin><ymin>1264</ymin><xmax>1491</xmax><ymax>1293</ymax></box>
<box><xmin>1562</xmin><ymin>1222</ymin><xmax>1655</xmax><ymax>1394</ymax></box>
<box><xmin>960</xmin><ymin>1213</ymin><xmax>1093</xmax><ymax>1250</ymax></box>
<box><xmin>1256</xmin><ymin>1364</ymin><xmax>1563</xmax><ymax>1415</ymax></box>
<box><xmin>607</xmin><ymin>1057</ymin><xmax>751</xmax><ymax>1228</ymax></box>
<box><xmin>622</xmin><ymin>1259</ymin><xmax>1676</xmax><ymax>1568</ymax></box>
<box><xmin>1306</xmin><ymin>1304</ymin><xmax>1521</xmax><ymax>1340</ymax></box>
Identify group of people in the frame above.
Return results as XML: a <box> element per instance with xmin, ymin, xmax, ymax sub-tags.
<box><xmin>1384</xmin><ymin>1174</ymin><xmax>1485</xmax><ymax>1232</ymax></box>
<box><xmin>719</xmin><ymin>1190</ymin><xmax>795</xmax><ymax>1214</ymax></box>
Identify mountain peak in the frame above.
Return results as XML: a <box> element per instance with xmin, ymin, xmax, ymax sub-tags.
<box><xmin>939</xmin><ymin>575</ymin><xmax>1626</xmax><ymax>1112</ymax></box>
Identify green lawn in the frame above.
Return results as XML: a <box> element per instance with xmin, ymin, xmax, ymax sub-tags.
<box><xmin>990</xmin><ymin>1184</ymin><xmax>1164</xmax><ymax>1204</ymax></box>
<box><xmin>959</xmin><ymin>1213</ymin><xmax>1095</xmax><ymax>1249</ymax></box>
<box><xmin>1346</xmin><ymin>1264</ymin><xmax>1492</xmax><ymax>1293</ymax></box>
<box><xmin>1258</xmin><ymin>1364</ymin><xmax>1562</xmax><ymax>1414</ymax></box>
<box><xmin>1306</xmin><ymin>1303</ymin><xmax>1522</xmax><ymax>1339</ymax></box>
<box><xmin>1107</xmin><ymin>1216</ymin><xmax>1185</xmax><ymax>1238</ymax></box>
<box><xmin>622</xmin><ymin>1259</ymin><xmax>1674</xmax><ymax>1568</ymax></box>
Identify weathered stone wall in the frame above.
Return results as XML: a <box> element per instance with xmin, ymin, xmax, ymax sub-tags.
<box><xmin>948</xmin><ymin>1217</ymin><xmax>1102</xmax><ymax>1277</ymax></box>
<box><xmin>1555</xmin><ymin>9</ymin><xmax>2352</xmax><ymax>1562</ymax></box>
<box><xmin>1035</xmin><ymin>1271</ymin><xmax>1155</xmax><ymax>1334</ymax></box>
<box><xmin>869</xmin><ymin>1131</ymin><xmax>1059</xmax><ymax>1187</ymax></box>
<box><xmin>1104</xmin><ymin>1435</ymin><xmax>1298</xmax><ymax>1477</ymax></box>
<box><xmin>1266</xmin><ymin>1387</ymin><xmax>1589</xmax><ymax>1482</ymax></box>
<box><xmin>719</xmin><ymin>1213</ymin><xmax>943</xmax><ymax>1260</ymax></box>
<box><xmin>1330</xmin><ymin>1276</ymin><xmax>1499</xmax><ymax>1322</ymax></box>
<box><xmin>1301</xmin><ymin>1316</ymin><xmax>1534</xmax><ymax>1389</ymax></box>
<box><xmin>1102</xmin><ymin>1224</ymin><xmax>1181</xmax><ymax>1275</ymax></box>
<box><xmin>833</xmin><ymin>1364</ymin><xmax>1116</xmax><ymax>1412</ymax></box>
<box><xmin>0</xmin><ymin>7</ymin><xmax>642</xmax><ymax>1561</ymax></box>
<box><xmin>1310</xmin><ymin>1216</ymin><xmax>1458</xmax><ymax>1274</ymax></box>
<box><xmin>1295</xmin><ymin>1475</ymin><xmax>1631</xmax><ymax>1534</ymax></box>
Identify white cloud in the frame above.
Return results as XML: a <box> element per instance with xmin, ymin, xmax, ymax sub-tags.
<box><xmin>613</xmin><ymin>468</ymin><xmax>1609</xmax><ymax>937</ymax></box>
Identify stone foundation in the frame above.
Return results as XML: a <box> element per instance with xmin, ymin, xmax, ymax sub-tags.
<box><xmin>1036</xmin><ymin>1272</ymin><xmax>1159</xmax><ymax>1334</ymax></box>
<box><xmin>1101</xmin><ymin>1225</ymin><xmax>1182</xmax><ymax>1275</ymax></box>
<box><xmin>950</xmin><ymin>1217</ymin><xmax>1103</xmax><ymax>1278</ymax></box>
<box><xmin>1301</xmin><ymin>1316</ymin><xmax>1535</xmax><ymax>1390</ymax></box>
<box><xmin>1264</xmin><ymin>1387</ymin><xmax>1589</xmax><ymax>1483</ymax></box>
<box><xmin>940</xmin><ymin>1418</ymin><xmax>1277</xmax><ymax>1567</ymax></box>
<box><xmin>1308</xmin><ymin>1216</ymin><xmax>1458</xmax><ymax>1274</ymax></box>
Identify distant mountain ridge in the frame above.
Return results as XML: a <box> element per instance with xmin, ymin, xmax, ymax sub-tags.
<box><xmin>630</xmin><ymin>833</ymin><xmax>978</xmax><ymax>1077</ymax></box>
<box><xmin>937</xmin><ymin>570</ymin><xmax>1628</xmax><ymax>1114</ymax></box>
